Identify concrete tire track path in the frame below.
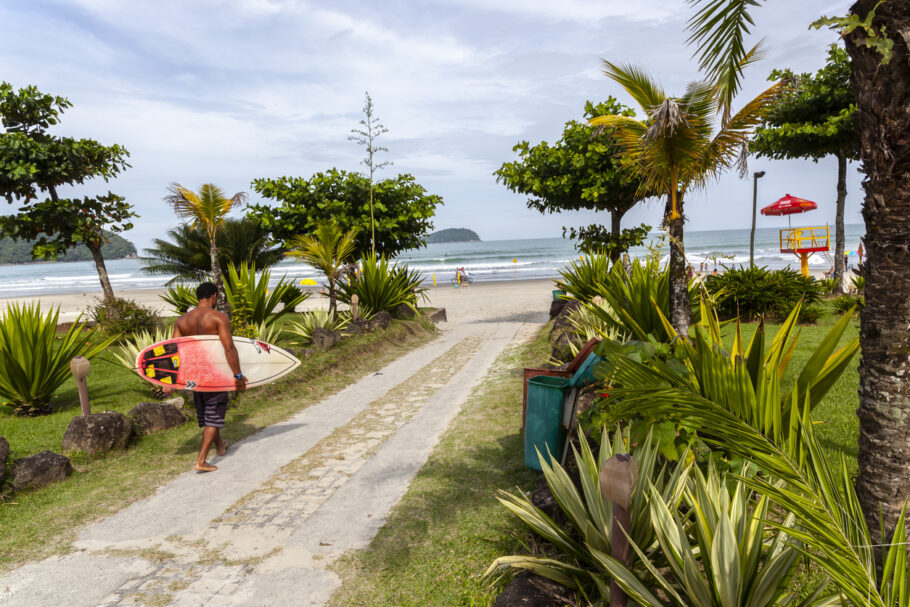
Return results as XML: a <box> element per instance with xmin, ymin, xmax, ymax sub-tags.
<box><xmin>0</xmin><ymin>306</ymin><xmax>545</xmax><ymax>607</ymax></box>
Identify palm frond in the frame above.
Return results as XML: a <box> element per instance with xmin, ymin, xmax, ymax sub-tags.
<box><xmin>600</xmin><ymin>61</ymin><xmax>667</xmax><ymax>112</ymax></box>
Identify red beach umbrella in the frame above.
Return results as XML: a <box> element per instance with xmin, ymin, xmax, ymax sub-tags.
<box><xmin>760</xmin><ymin>194</ymin><xmax>818</xmax><ymax>216</ymax></box>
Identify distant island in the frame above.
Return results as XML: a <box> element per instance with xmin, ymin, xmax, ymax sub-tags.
<box><xmin>426</xmin><ymin>228</ymin><xmax>481</xmax><ymax>244</ymax></box>
<box><xmin>0</xmin><ymin>231</ymin><xmax>137</xmax><ymax>264</ymax></box>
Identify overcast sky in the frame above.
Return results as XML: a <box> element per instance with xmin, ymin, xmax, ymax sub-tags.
<box><xmin>1</xmin><ymin>0</ymin><xmax>860</xmax><ymax>251</ymax></box>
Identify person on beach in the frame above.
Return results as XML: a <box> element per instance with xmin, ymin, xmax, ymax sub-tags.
<box><xmin>168</xmin><ymin>282</ymin><xmax>246</xmax><ymax>472</ymax></box>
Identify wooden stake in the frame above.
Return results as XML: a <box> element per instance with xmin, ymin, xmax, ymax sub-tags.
<box><xmin>600</xmin><ymin>454</ymin><xmax>638</xmax><ymax>607</ymax></box>
<box><xmin>69</xmin><ymin>356</ymin><xmax>92</xmax><ymax>416</ymax></box>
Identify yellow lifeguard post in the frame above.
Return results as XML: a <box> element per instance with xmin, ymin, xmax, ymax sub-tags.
<box><xmin>761</xmin><ymin>194</ymin><xmax>829</xmax><ymax>277</ymax></box>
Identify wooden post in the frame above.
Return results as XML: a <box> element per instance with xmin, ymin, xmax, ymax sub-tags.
<box><xmin>599</xmin><ymin>454</ymin><xmax>638</xmax><ymax>607</ymax></box>
<box><xmin>69</xmin><ymin>356</ymin><xmax>92</xmax><ymax>416</ymax></box>
<box><xmin>351</xmin><ymin>294</ymin><xmax>359</xmax><ymax>320</ymax></box>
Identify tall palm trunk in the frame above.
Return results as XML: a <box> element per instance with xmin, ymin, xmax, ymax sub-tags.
<box><xmin>833</xmin><ymin>151</ymin><xmax>847</xmax><ymax>294</ymax></box>
<box><xmin>667</xmin><ymin>192</ymin><xmax>690</xmax><ymax>337</ymax></box>
<box><xmin>209</xmin><ymin>237</ymin><xmax>228</xmax><ymax>315</ymax></box>
<box><xmin>846</xmin><ymin>0</ymin><xmax>910</xmax><ymax>545</ymax></box>
<box><xmin>88</xmin><ymin>240</ymin><xmax>115</xmax><ymax>303</ymax></box>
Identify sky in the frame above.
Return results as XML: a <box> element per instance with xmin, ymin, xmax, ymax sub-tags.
<box><xmin>0</xmin><ymin>0</ymin><xmax>861</xmax><ymax>251</ymax></box>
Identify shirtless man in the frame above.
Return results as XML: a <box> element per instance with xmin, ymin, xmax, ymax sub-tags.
<box><xmin>170</xmin><ymin>282</ymin><xmax>246</xmax><ymax>472</ymax></box>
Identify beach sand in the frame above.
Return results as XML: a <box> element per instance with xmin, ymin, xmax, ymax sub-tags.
<box><xmin>0</xmin><ymin>279</ymin><xmax>561</xmax><ymax>324</ymax></box>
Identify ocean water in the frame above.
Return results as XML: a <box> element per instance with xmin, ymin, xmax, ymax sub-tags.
<box><xmin>0</xmin><ymin>224</ymin><xmax>866</xmax><ymax>297</ymax></box>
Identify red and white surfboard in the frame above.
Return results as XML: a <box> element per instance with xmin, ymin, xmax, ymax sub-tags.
<box><xmin>136</xmin><ymin>336</ymin><xmax>300</xmax><ymax>392</ymax></box>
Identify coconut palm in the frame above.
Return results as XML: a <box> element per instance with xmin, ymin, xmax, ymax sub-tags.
<box><xmin>288</xmin><ymin>220</ymin><xmax>360</xmax><ymax>318</ymax></box>
<box><xmin>142</xmin><ymin>219</ymin><xmax>284</xmax><ymax>285</ymax></box>
<box><xmin>163</xmin><ymin>183</ymin><xmax>247</xmax><ymax>312</ymax></box>
<box><xmin>589</xmin><ymin>62</ymin><xmax>779</xmax><ymax>335</ymax></box>
<box><xmin>684</xmin><ymin>0</ymin><xmax>910</xmax><ymax>554</ymax></box>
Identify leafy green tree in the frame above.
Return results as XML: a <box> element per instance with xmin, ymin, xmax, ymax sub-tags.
<box><xmin>0</xmin><ymin>82</ymin><xmax>133</xmax><ymax>301</ymax></box>
<box><xmin>248</xmin><ymin>169</ymin><xmax>442</xmax><ymax>258</ymax></box>
<box><xmin>752</xmin><ymin>45</ymin><xmax>859</xmax><ymax>292</ymax></box>
<box><xmin>142</xmin><ymin>218</ymin><xmax>284</xmax><ymax>284</ymax></box>
<box><xmin>348</xmin><ymin>92</ymin><xmax>391</xmax><ymax>256</ymax></box>
<box><xmin>495</xmin><ymin>99</ymin><xmax>650</xmax><ymax>261</ymax></box>
<box><xmin>288</xmin><ymin>220</ymin><xmax>360</xmax><ymax>317</ymax></box>
<box><xmin>163</xmin><ymin>183</ymin><xmax>247</xmax><ymax>313</ymax></box>
<box><xmin>590</xmin><ymin>62</ymin><xmax>779</xmax><ymax>336</ymax></box>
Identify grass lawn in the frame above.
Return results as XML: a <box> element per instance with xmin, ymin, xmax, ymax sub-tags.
<box><xmin>0</xmin><ymin>316</ymin><xmax>437</xmax><ymax>573</ymax></box>
<box><xmin>329</xmin><ymin>324</ymin><xmax>548</xmax><ymax>607</ymax></box>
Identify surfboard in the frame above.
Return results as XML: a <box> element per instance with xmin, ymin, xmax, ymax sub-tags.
<box><xmin>136</xmin><ymin>336</ymin><xmax>300</xmax><ymax>392</ymax></box>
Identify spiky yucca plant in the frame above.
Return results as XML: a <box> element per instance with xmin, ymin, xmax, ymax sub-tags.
<box><xmin>0</xmin><ymin>303</ymin><xmax>116</xmax><ymax>415</ymax></box>
<box><xmin>223</xmin><ymin>262</ymin><xmax>309</xmax><ymax>329</ymax></box>
<box><xmin>284</xmin><ymin>310</ymin><xmax>351</xmax><ymax>346</ymax></box>
<box><xmin>336</xmin><ymin>254</ymin><xmax>427</xmax><ymax>317</ymax></box>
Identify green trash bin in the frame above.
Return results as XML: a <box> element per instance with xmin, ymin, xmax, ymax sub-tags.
<box><xmin>552</xmin><ymin>289</ymin><xmax>565</xmax><ymax>300</ymax></box>
<box><xmin>524</xmin><ymin>375</ymin><xmax>570</xmax><ymax>471</ymax></box>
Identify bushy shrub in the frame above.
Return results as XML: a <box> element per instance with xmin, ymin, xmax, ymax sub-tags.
<box><xmin>850</xmin><ymin>274</ymin><xmax>865</xmax><ymax>292</ymax></box>
<box><xmin>833</xmin><ymin>294</ymin><xmax>864</xmax><ymax>314</ymax></box>
<box><xmin>703</xmin><ymin>265</ymin><xmax>820</xmax><ymax>319</ymax></box>
<box><xmin>279</xmin><ymin>285</ymin><xmax>306</xmax><ymax>312</ymax></box>
<box><xmin>798</xmin><ymin>303</ymin><xmax>823</xmax><ymax>324</ymax></box>
<box><xmin>160</xmin><ymin>284</ymin><xmax>197</xmax><ymax>314</ymax></box>
<box><xmin>92</xmin><ymin>297</ymin><xmax>161</xmax><ymax>337</ymax></box>
<box><xmin>224</xmin><ymin>262</ymin><xmax>309</xmax><ymax>328</ymax></box>
<box><xmin>556</xmin><ymin>252</ymin><xmax>612</xmax><ymax>302</ymax></box>
<box><xmin>284</xmin><ymin>310</ymin><xmax>351</xmax><ymax>345</ymax></box>
<box><xmin>336</xmin><ymin>254</ymin><xmax>427</xmax><ymax>316</ymax></box>
<box><xmin>817</xmin><ymin>277</ymin><xmax>838</xmax><ymax>294</ymax></box>
<box><xmin>0</xmin><ymin>303</ymin><xmax>117</xmax><ymax>415</ymax></box>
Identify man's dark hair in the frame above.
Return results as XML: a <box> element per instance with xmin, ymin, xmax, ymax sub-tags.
<box><xmin>196</xmin><ymin>282</ymin><xmax>218</xmax><ymax>300</ymax></box>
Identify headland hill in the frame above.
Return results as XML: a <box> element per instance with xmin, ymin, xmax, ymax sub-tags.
<box><xmin>425</xmin><ymin>228</ymin><xmax>480</xmax><ymax>244</ymax></box>
<box><xmin>0</xmin><ymin>231</ymin><xmax>137</xmax><ymax>264</ymax></box>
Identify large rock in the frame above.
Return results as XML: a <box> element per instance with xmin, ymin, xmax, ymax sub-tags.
<box><xmin>371</xmin><ymin>310</ymin><xmax>392</xmax><ymax>330</ymax></box>
<box><xmin>311</xmin><ymin>327</ymin><xmax>341</xmax><ymax>350</ymax></box>
<box><xmin>129</xmin><ymin>402</ymin><xmax>187</xmax><ymax>436</ymax></box>
<box><xmin>12</xmin><ymin>450</ymin><xmax>72</xmax><ymax>492</ymax></box>
<box><xmin>62</xmin><ymin>411</ymin><xmax>131</xmax><ymax>455</ymax></box>
<box><xmin>0</xmin><ymin>436</ymin><xmax>8</xmax><ymax>483</ymax></box>
<box><xmin>427</xmin><ymin>308</ymin><xmax>447</xmax><ymax>324</ymax></box>
<box><xmin>392</xmin><ymin>303</ymin><xmax>416</xmax><ymax>319</ymax></box>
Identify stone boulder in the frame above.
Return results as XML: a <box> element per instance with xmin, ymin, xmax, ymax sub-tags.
<box><xmin>427</xmin><ymin>308</ymin><xmax>447</xmax><ymax>324</ymax></box>
<box><xmin>371</xmin><ymin>310</ymin><xmax>392</xmax><ymax>330</ymax></box>
<box><xmin>62</xmin><ymin>411</ymin><xmax>132</xmax><ymax>455</ymax></box>
<box><xmin>129</xmin><ymin>402</ymin><xmax>187</xmax><ymax>436</ymax></box>
<box><xmin>12</xmin><ymin>451</ymin><xmax>72</xmax><ymax>492</ymax></box>
<box><xmin>549</xmin><ymin>298</ymin><xmax>567</xmax><ymax>319</ymax></box>
<box><xmin>392</xmin><ymin>303</ymin><xmax>416</xmax><ymax>319</ymax></box>
<box><xmin>345</xmin><ymin>318</ymin><xmax>370</xmax><ymax>335</ymax></box>
<box><xmin>311</xmin><ymin>327</ymin><xmax>341</xmax><ymax>350</ymax></box>
<box><xmin>0</xmin><ymin>436</ymin><xmax>8</xmax><ymax>483</ymax></box>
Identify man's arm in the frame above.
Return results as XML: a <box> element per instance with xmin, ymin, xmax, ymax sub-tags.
<box><xmin>216</xmin><ymin>313</ymin><xmax>247</xmax><ymax>392</ymax></box>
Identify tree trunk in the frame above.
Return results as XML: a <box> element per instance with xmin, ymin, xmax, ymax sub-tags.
<box><xmin>833</xmin><ymin>151</ymin><xmax>847</xmax><ymax>294</ymax></box>
<box><xmin>667</xmin><ymin>193</ymin><xmax>689</xmax><ymax>338</ymax></box>
<box><xmin>610</xmin><ymin>210</ymin><xmax>624</xmax><ymax>263</ymax></box>
<box><xmin>88</xmin><ymin>241</ymin><xmax>115</xmax><ymax>303</ymax></box>
<box><xmin>846</xmin><ymin>0</ymin><xmax>910</xmax><ymax>545</ymax></box>
<box><xmin>210</xmin><ymin>238</ymin><xmax>228</xmax><ymax>315</ymax></box>
<box><xmin>328</xmin><ymin>277</ymin><xmax>337</xmax><ymax>319</ymax></box>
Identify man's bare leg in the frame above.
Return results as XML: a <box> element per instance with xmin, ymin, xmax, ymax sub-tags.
<box><xmin>195</xmin><ymin>426</ymin><xmax>218</xmax><ymax>472</ymax></box>
<box><xmin>214</xmin><ymin>429</ymin><xmax>228</xmax><ymax>456</ymax></box>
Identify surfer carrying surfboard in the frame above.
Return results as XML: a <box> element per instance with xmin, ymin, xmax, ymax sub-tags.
<box><xmin>167</xmin><ymin>282</ymin><xmax>247</xmax><ymax>473</ymax></box>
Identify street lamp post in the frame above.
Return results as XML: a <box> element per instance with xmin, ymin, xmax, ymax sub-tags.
<box><xmin>750</xmin><ymin>170</ymin><xmax>766</xmax><ymax>267</ymax></box>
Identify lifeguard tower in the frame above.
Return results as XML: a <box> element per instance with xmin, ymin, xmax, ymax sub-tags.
<box><xmin>761</xmin><ymin>194</ymin><xmax>829</xmax><ymax>277</ymax></box>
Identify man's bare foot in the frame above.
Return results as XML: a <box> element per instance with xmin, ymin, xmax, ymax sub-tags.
<box><xmin>195</xmin><ymin>462</ymin><xmax>217</xmax><ymax>473</ymax></box>
<box><xmin>216</xmin><ymin>442</ymin><xmax>230</xmax><ymax>457</ymax></box>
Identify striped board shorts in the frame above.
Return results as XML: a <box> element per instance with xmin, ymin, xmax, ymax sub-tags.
<box><xmin>193</xmin><ymin>391</ymin><xmax>229</xmax><ymax>428</ymax></box>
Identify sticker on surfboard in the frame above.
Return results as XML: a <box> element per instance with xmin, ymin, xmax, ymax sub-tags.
<box><xmin>136</xmin><ymin>336</ymin><xmax>300</xmax><ymax>392</ymax></box>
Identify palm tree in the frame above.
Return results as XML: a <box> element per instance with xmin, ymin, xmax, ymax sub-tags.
<box><xmin>163</xmin><ymin>183</ymin><xmax>247</xmax><ymax>313</ymax></box>
<box><xmin>142</xmin><ymin>219</ymin><xmax>285</xmax><ymax>285</ymax></box>
<box><xmin>684</xmin><ymin>0</ymin><xmax>910</xmax><ymax>552</ymax></box>
<box><xmin>288</xmin><ymin>220</ymin><xmax>360</xmax><ymax>318</ymax></box>
<box><xmin>589</xmin><ymin>62</ymin><xmax>779</xmax><ymax>335</ymax></box>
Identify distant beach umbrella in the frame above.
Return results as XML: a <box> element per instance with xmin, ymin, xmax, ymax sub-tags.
<box><xmin>760</xmin><ymin>194</ymin><xmax>818</xmax><ymax>216</ymax></box>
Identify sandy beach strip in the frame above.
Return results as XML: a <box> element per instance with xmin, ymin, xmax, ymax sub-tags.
<box><xmin>0</xmin><ymin>278</ymin><xmax>562</xmax><ymax>324</ymax></box>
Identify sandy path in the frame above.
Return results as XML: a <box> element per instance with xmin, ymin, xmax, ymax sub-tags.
<box><xmin>0</xmin><ymin>280</ymin><xmax>552</xmax><ymax>606</ymax></box>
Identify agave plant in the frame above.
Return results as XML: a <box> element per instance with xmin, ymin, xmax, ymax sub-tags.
<box><xmin>336</xmin><ymin>254</ymin><xmax>427</xmax><ymax>317</ymax></box>
<box><xmin>598</xmin><ymin>463</ymin><xmax>836</xmax><ymax>606</ymax></box>
<box><xmin>485</xmin><ymin>427</ymin><xmax>690</xmax><ymax>598</ymax></box>
<box><xmin>284</xmin><ymin>310</ymin><xmax>351</xmax><ymax>346</ymax></box>
<box><xmin>160</xmin><ymin>284</ymin><xmax>197</xmax><ymax>315</ymax></box>
<box><xmin>0</xmin><ymin>303</ymin><xmax>117</xmax><ymax>415</ymax></box>
<box><xmin>224</xmin><ymin>262</ymin><xmax>309</xmax><ymax>329</ymax></box>
<box><xmin>556</xmin><ymin>252</ymin><xmax>613</xmax><ymax>303</ymax></box>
